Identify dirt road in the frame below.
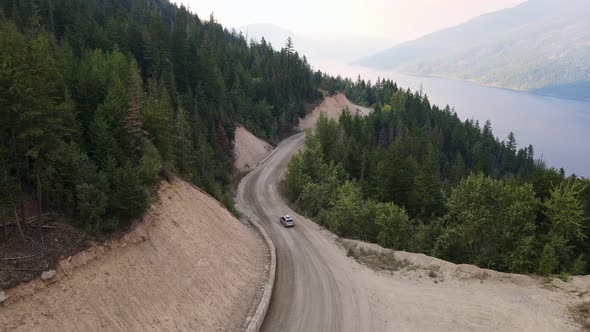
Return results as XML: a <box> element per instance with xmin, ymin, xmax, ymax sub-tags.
<box><xmin>236</xmin><ymin>132</ymin><xmax>586</xmax><ymax>332</ymax></box>
<box><xmin>237</xmin><ymin>133</ymin><xmax>371</xmax><ymax>332</ymax></box>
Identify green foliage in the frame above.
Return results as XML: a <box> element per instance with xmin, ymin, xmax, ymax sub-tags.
<box><xmin>411</xmin><ymin>218</ymin><xmax>444</xmax><ymax>254</ymax></box>
<box><xmin>375</xmin><ymin>202</ymin><xmax>412</xmax><ymax>251</ymax></box>
<box><xmin>285</xmin><ymin>107</ymin><xmax>588</xmax><ymax>275</ymax></box>
<box><xmin>544</xmin><ymin>180</ymin><xmax>588</xmax><ymax>243</ymax></box>
<box><xmin>0</xmin><ymin>169</ymin><xmax>26</xmax><ymax>209</ymax></box>
<box><xmin>1</xmin><ymin>0</ymin><xmax>322</xmax><ymax>234</ymax></box>
<box><xmin>572</xmin><ymin>255</ymin><xmax>587</xmax><ymax>275</ymax></box>
<box><xmin>172</xmin><ymin>106</ymin><xmax>194</xmax><ymax>177</ymax></box>
<box><xmin>436</xmin><ymin>174</ymin><xmax>538</xmax><ymax>270</ymax></box>
<box><xmin>323</xmin><ymin>181</ymin><xmax>377</xmax><ymax>241</ymax></box>
<box><xmin>143</xmin><ymin>78</ymin><xmax>174</xmax><ymax>162</ymax></box>
<box><xmin>108</xmin><ymin>163</ymin><xmax>149</xmax><ymax>219</ymax></box>
<box><xmin>138</xmin><ymin>141</ymin><xmax>163</xmax><ymax>186</ymax></box>
<box><xmin>507</xmin><ymin>236</ymin><xmax>536</xmax><ymax>274</ymax></box>
<box><xmin>537</xmin><ymin>244</ymin><xmax>558</xmax><ymax>276</ymax></box>
<box><xmin>284</xmin><ymin>153</ymin><xmax>312</xmax><ymax>201</ymax></box>
<box><xmin>77</xmin><ymin>182</ymin><xmax>108</xmax><ymax>232</ymax></box>
<box><xmin>309</xmin><ymin>78</ymin><xmax>545</xmax><ymax>226</ymax></box>
<box><xmin>296</xmin><ymin>171</ymin><xmax>341</xmax><ymax>218</ymax></box>
<box><xmin>558</xmin><ymin>272</ymin><xmax>571</xmax><ymax>282</ymax></box>
<box><xmin>543</xmin><ymin>180</ymin><xmax>588</xmax><ymax>272</ymax></box>
<box><xmin>410</xmin><ymin>143</ymin><xmax>444</xmax><ymax>217</ymax></box>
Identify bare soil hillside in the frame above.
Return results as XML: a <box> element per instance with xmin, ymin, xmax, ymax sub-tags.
<box><xmin>298</xmin><ymin>92</ymin><xmax>372</xmax><ymax>130</ymax></box>
<box><xmin>339</xmin><ymin>238</ymin><xmax>590</xmax><ymax>331</ymax></box>
<box><xmin>234</xmin><ymin>125</ymin><xmax>274</xmax><ymax>174</ymax></box>
<box><xmin>0</xmin><ymin>178</ymin><xmax>268</xmax><ymax>332</ymax></box>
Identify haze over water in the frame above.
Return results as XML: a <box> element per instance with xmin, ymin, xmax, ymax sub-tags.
<box><xmin>321</xmin><ymin>65</ymin><xmax>590</xmax><ymax>177</ymax></box>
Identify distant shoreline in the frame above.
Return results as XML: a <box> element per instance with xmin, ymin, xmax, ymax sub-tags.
<box><xmin>398</xmin><ymin>70</ymin><xmax>590</xmax><ymax>104</ymax></box>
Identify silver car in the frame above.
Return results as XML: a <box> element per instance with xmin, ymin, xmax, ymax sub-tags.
<box><xmin>280</xmin><ymin>215</ymin><xmax>295</xmax><ymax>227</ymax></box>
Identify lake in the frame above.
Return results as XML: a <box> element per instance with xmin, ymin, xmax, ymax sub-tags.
<box><xmin>318</xmin><ymin>63</ymin><xmax>590</xmax><ymax>177</ymax></box>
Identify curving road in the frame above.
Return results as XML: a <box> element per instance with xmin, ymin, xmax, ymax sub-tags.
<box><xmin>235</xmin><ymin>131</ymin><xmax>580</xmax><ymax>332</ymax></box>
<box><xmin>236</xmin><ymin>133</ymin><xmax>374</xmax><ymax>332</ymax></box>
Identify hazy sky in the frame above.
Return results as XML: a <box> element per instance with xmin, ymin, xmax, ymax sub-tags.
<box><xmin>171</xmin><ymin>0</ymin><xmax>526</xmax><ymax>42</ymax></box>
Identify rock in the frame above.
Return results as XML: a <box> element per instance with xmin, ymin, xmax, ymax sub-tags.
<box><xmin>41</xmin><ymin>270</ymin><xmax>57</xmax><ymax>281</ymax></box>
<box><xmin>0</xmin><ymin>291</ymin><xmax>8</xmax><ymax>303</ymax></box>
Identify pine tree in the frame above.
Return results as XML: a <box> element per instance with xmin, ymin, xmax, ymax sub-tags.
<box><xmin>127</xmin><ymin>61</ymin><xmax>145</xmax><ymax>161</ymax></box>
<box><xmin>544</xmin><ymin>180</ymin><xmax>588</xmax><ymax>270</ymax></box>
<box><xmin>411</xmin><ymin>143</ymin><xmax>443</xmax><ymax>216</ymax></box>
<box><xmin>173</xmin><ymin>106</ymin><xmax>194</xmax><ymax>177</ymax></box>
<box><xmin>537</xmin><ymin>244</ymin><xmax>558</xmax><ymax>276</ymax></box>
<box><xmin>3</xmin><ymin>24</ymin><xmax>73</xmax><ymax>222</ymax></box>
<box><xmin>143</xmin><ymin>78</ymin><xmax>174</xmax><ymax>162</ymax></box>
<box><xmin>285</xmin><ymin>37</ymin><xmax>294</xmax><ymax>56</ymax></box>
<box><xmin>450</xmin><ymin>152</ymin><xmax>466</xmax><ymax>184</ymax></box>
<box><xmin>501</xmin><ymin>132</ymin><xmax>517</xmax><ymax>173</ymax></box>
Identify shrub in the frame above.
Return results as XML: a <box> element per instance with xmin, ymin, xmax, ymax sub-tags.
<box><xmin>558</xmin><ymin>272</ymin><xmax>571</xmax><ymax>282</ymax></box>
<box><xmin>138</xmin><ymin>141</ymin><xmax>163</xmax><ymax>186</ymax></box>
<box><xmin>375</xmin><ymin>202</ymin><xmax>412</xmax><ymax>251</ymax></box>
<box><xmin>77</xmin><ymin>183</ymin><xmax>109</xmax><ymax>232</ymax></box>
<box><xmin>537</xmin><ymin>244</ymin><xmax>559</xmax><ymax>276</ymax></box>
<box><xmin>438</xmin><ymin>174</ymin><xmax>538</xmax><ymax>271</ymax></box>
<box><xmin>572</xmin><ymin>255</ymin><xmax>587</xmax><ymax>275</ymax></box>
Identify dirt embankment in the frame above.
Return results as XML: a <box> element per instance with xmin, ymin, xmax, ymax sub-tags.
<box><xmin>298</xmin><ymin>92</ymin><xmax>372</xmax><ymax>130</ymax></box>
<box><xmin>234</xmin><ymin>125</ymin><xmax>274</xmax><ymax>174</ymax></box>
<box><xmin>0</xmin><ymin>178</ymin><xmax>268</xmax><ymax>332</ymax></box>
<box><xmin>340</xmin><ymin>238</ymin><xmax>590</xmax><ymax>331</ymax></box>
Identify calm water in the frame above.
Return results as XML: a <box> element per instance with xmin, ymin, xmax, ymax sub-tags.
<box><xmin>320</xmin><ymin>64</ymin><xmax>590</xmax><ymax>177</ymax></box>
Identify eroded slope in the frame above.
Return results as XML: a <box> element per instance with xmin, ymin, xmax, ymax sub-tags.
<box><xmin>0</xmin><ymin>178</ymin><xmax>268</xmax><ymax>332</ymax></box>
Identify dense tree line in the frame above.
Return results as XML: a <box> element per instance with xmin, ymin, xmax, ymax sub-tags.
<box><xmin>285</xmin><ymin>80</ymin><xmax>590</xmax><ymax>276</ymax></box>
<box><xmin>0</xmin><ymin>0</ymin><xmax>320</xmax><ymax>233</ymax></box>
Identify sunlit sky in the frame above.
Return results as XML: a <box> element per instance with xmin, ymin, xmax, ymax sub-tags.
<box><xmin>171</xmin><ymin>0</ymin><xmax>526</xmax><ymax>42</ymax></box>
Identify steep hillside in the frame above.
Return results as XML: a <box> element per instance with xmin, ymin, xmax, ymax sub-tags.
<box><xmin>234</xmin><ymin>125</ymin><xmax>274</xmax><ymax>173</ymax></box>
<box><xmin>355</xmin><ymin>0</ymin><xmax>590</xmax><ymax>99</ymax></box>
<box><xmin>298</xmin><ymin>93</ymin><xmax>372</xmax><ymax>130</ymax></box>
<box><xmin>0</xmin><ymin>178</ymin><xmax>268</xmax><ymax>331</ymax></box>
<box><xmin>0</xmin><ymin>0</ymin><xmax>321</xmax><ymax>236</ymax></box>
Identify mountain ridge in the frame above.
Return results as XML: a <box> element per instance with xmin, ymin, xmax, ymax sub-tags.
<box><xmin>354</xmin><ymin>0</ymin><xmax>590</xmax><ymax>100</ymax></box>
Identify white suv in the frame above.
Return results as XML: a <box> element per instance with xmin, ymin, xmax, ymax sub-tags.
<box><xmin>280</xmin><ymin>215</ymin><xmax>295</xmax><ymax>227</ymax></box>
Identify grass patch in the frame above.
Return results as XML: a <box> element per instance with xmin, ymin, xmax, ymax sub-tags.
<box><xmin>558</xmin><ymin>272</ymin><xmax>571</xmax><ymax>282</ymax></box>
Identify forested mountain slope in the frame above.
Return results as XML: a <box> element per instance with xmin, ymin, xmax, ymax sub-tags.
<box><xmin>0</xmin><ymin>0</ymin><xmax>321</xmax><ymax>232</ymax></box>
<box><xmin>287</xmin><ymin>76</ymin><xmax>590</xmax><ymax>275</ymax></box>
<box><xmin>1</xmin><ymin>0</ymin><xmax>588</xmax><ymax>280</ymax></box>
<box><xmin>355</xmin><ymin>0</ymin><xmax>590</xmax><ymax>100</ymax></box>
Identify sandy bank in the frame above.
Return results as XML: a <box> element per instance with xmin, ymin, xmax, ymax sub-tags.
<box><xmin>234</xmin><ymin>125</ymin><xmax>274</xmax><ymax>174</ymax></box>
<box><xmin>0</xmin><ymin>178</ymin><xmax>268</xmax><ymax>332</ymax></box>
